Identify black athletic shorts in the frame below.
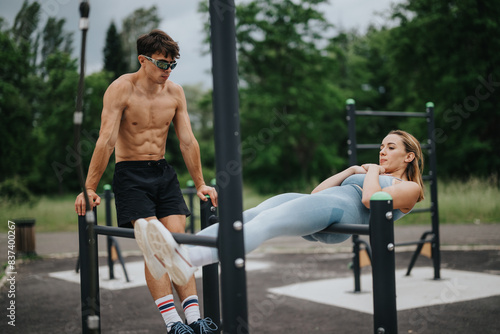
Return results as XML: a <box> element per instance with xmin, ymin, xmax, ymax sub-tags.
<box><xmin>112</xmin><ymin>159</ymin><xmax>191</xmax><ymax>228</ymax></box>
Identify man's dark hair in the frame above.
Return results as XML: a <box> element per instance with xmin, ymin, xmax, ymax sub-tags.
<box><xmin>137</xmin><ymin>29</ymin><xmax>180</xmax><ymax>59</ymax></box>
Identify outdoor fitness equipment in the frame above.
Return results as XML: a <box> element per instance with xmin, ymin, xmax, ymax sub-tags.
<box><xmin>345</xmin><ymin>99</ymin><xmax>441</xmax><ymax>293</ymax></box>
<box><xmin>75</xmin><ymin>1</ymin><xmax>402</xmax><ymax>333</ymax></box>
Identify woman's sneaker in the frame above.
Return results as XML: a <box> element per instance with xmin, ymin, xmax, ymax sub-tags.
<box><xmin>146</xmin><ymin>219</ymin><xmax>197</xmax><ymax>286</ymax></box>
<box><xmin>188</xmin><ymin>318</ymin><xmax>218</xmax><ymax>334</ymax></box>
<box><xmin>134</xmin><ymin>219</ymin><xmax>168</xmax><ymax>280</ymax></box>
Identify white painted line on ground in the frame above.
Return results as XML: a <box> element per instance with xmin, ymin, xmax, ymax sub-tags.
<box><xmin>268</xmin><ymin>268</ymin><xmax>500</xmax><ymax>313</ymax></box>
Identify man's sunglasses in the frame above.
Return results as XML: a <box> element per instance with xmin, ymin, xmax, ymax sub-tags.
<box><xmin>142</xmin><ymin>55</ymin><xmax>177</xmax><ymax>70</ymax></box>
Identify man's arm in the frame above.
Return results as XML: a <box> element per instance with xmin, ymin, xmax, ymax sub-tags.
<box><xmin>172</xmin><ymin>84</ymin><xmax>218</xmax><ymax>206</ymax></box>
<box><xmin>74</xmin><ymin>79</ymin><xmax>129</xmax><ymax>215</ymax></box>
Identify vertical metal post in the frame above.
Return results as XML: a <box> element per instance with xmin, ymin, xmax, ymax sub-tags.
<box><xmin>346</xmin><ymin>99</ymin><xmax>363</xmax><ymax>292</ymax></box>
<box><xmin>352</xmin><ymin>236</ymin><xmax>362</xmax><ymax>292</ymax></box>
<box><xmin>369</xmin><ymin>192</ymin><xmax>398</xmax><ymax>334</ymax></box>
<box><xmin>104</xmin><ymin>185</ymin><xmax>114</xmax><ymax>279</ymax></box>
<box><xmin>78</xmin><ymin>209</ymin><xmax>101</xmax><ymax>334</ymax></box>
<box><xmin>187</xmin><ymin>180</ymin><xmax>196</xmax><ymax>234</ymax></box>
<box><xmin>346</xmin><ymin>99</ymin><xmax>357</xmax><ymax>166</ymax></box>
<box><xmin>209</xmin><ymin>1</ymin><xmax>248</xmax><ymax>333</ymax></box>
<box><xmin>201</xmin><ymin>197</ymin><xmax>221</xmax><ymax>332</ymax></box>
<box><xmin>426</xmin><ymin>102</ymin><xmax>441</xmax><ymax>280</ymax></box>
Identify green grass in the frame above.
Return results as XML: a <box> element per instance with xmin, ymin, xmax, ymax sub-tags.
<box><xmin>0</xmin><ymin>195</ymin><xmax>108</xmax><ymax>233</ymax></box>
<box><xmin>396</xmin><ymin>176</ymin><xmax>500</xmax><ymax>225</ymax></box>
<box><xmin>0</xmin><ymin>178</ymin><xmax>498</xmax><ymax>233</ymax></box>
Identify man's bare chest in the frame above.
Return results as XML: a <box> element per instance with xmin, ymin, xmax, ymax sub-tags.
<box><xmin>123</xmin><ymin>95</ymin><xmax>177</xmax><ymax>129</ymax></box>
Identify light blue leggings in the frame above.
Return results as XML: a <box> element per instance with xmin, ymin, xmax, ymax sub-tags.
<box><xmin>188</xmin><ymin>185</ymin><xmax>370</xmax><ymax>267</ymax></box>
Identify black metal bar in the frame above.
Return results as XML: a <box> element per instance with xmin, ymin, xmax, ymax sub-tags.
<box><xmin>396</xmin><ymin>238</ymin><xmax>433</xmax><ymax>248</ymax></box>
<box><xmin>358</xmin><ymin>239</ymin><xmax>372</xmax><ymax>260</ymax></box>
<box><xmin>201</xmin><ymin>198</ymin><xmax>221</xmax><ymax>333</ymax></box>
<box><xmin>369</xmin><ymin>193</ymin><xmax>398</xmax><ymax>334</ymax></box>
<box><xmin>321</xmin><ymin>223</ymin><xmax>370</xmax><ymax>235</ymax></box>
<box><xmin>345</xmin><ymin>99</ymin><xmax>363</xmax><ymax>292</ymax></box>
<box><xmin>187</xmin><ymin>181</ymin><xmax>196</xmax><ymax>234</ymax></box>
<box><xmin>78</xmin><ymin>210</ymin><xmax>100</xmax><ymax>334</ymax></box>
<box><xmin>110</xmin><ymin>237</ymin><xmax>130</xmax><ymax>282</ymax></box>
<box><xmin>352</xmin><ymin>235</ymin><xmax>362</xmax><ymax>292</ymax></box>
<box><xmin>352</xmin><ymin>238</ymin><xmax>373</xmax><ymax>292</ymax></box>
<box><xmin>426</xmin><ymin>102</ymin><xmax>441</xmax><ymax>280</ymax></box>
<box><xmin>92</xmin><ymin>225</ymin><xmax>218</xmax><ymax>247</ymax></box>
<box><xmin>104</xmin><ymin>185</ymin><xmax>114</xmax><ymax>280</ymax></box>
<box><xmin>346</xmin><ymin>99</ymin><xmax>357</xmax><ymax>166</ymax></box>
<box><xmin>405</xmin><ymin>230</ymin><xmax>435</xmax><ymax>276</ymax></box>
<box><xmin>209</xmin><ymin>1</ymin><xmax>248</xmax><ymax>333</ymax></box>
<box><xmin>355</xmin><ymin>110</ymin><xmax>427</xmax><ymax>117</ymax></box>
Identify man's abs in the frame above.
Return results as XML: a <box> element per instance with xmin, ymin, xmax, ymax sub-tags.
<box><xmin>114</xmin><ymin>89</ymin><xmax>178</xmax><ymax>162</ymax></box>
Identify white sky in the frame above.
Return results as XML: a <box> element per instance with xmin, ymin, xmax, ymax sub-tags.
<box><xmin>0</xmin><ymin>0</ymin><xmax>400</xmax><ymax>88</ymax></box>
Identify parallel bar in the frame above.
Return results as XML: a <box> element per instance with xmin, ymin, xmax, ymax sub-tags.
<box><xmin>209</xmin><ymin>1</ymin><xmax>248</xmax><ymax>332</ymax></box>
<box><xmin>321</xmin><ymin>223</ymin><xmax>369</xmax><ymax>235</ymax></box>
<box><xmin>355</xmin><ymin>110</ymin><xmax>427</xmax><ymax>117</ymax></box>
<box><xmin>92</xmin><ymin>225</ymin><xmax>218</xmax><ymax>248</ymax></box>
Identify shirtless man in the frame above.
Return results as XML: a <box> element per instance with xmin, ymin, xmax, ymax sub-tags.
<box><xmin>75</xmin><ymin>30</ymin><xmax>218</xmax><ymax>334</ymax></box>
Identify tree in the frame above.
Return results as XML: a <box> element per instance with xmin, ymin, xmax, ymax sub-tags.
<box><xmin>40</xmin><ymin>17</ymin><xmax>73</xmax><ymax>76</ymax></box>
<box><xmin>233</xmin><ymin>0</ymin><xmax>346</xmax><ymax>192</ymax></box>
<box><xmin>34</xmin><ymin>51</ymin><xmax>79</xmax><ymax>193</ymax></box>
<box><xmin>0</xmin><ymin>29</ymin><xmax>35</xmax><ymax>183</ymax></box>
<box><xmin>11</xmin><ymin>0</ymin><xmax>40</xmax><ymax>66</ymax></box>
<box><xmin>103</xmin><ymin>21</ymin><xmax>128</xmax><ymax>80</ymax></box>
<box><xmin>387</xmin><ymin>0</ymin><xmax>500</xmax><ymax>178</ymax></box>
<box><xmin>120</xmin><ymin>6</ymin><xmax>161</xmax><ymax>72</ymax></box>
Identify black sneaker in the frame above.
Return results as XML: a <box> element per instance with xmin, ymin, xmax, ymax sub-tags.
<box><xmin>188</xmin><ymin>318</ymin><xmax>218</xmax><ymax>334</ymax></box>
<box><xmin>168</xmin><ymin>321</ymin><xmax>194</xmax><ymax>334</ymax></box>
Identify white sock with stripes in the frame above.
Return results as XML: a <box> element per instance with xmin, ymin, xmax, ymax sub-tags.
<box><xmin>182</xmin><ymin>295</ymin><xmax>201</xmax><ymax>325</ymax></box>
<box><xmin>155</xmin><ymin>295</ymin><xmax>182</xmax><ymax>330</ymax></box>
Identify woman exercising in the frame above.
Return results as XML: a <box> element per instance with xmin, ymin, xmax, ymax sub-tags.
<box><xmin>136</xmin><ymin>130</ymin><xmax>424</xmax><ymax>284</ymax></box>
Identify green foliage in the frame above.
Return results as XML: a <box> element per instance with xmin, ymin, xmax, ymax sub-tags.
<box><xmin>120</xmin><ymin>6</ymin><xmax>161</xmax><ymax>72</ymax></box>
<box><xmin>387</xmin><ymin>0</ymin><xmax>500</xmax><ymax>178</ymax></box>
<box><xmin>1</xmin><ymin>0</ymin><xmax>499</xmax><ymax>200</ymax></box>
<box><xmin>41</xmin><ymin>17</ymin><xmax>73</xmax><ymax>70</ymax></box>
<box><xmin>0</xmin><ymin>176</ymin><xmax>37</xmax><ymax>206</ymax></box>
<box><xmin>0</xmin><ymin>29</ymin><xmax>37</xmax><ymax>184</ymax></box>
<box><xmin>235</xmin><ymin>0</ymin><xmax>346</xmax><ymax>193</ymax></box>
<box><xmin>33</xmin><ymin>52</ymin><xmax>79</xmax><ymax>193</ymax></box>
<box><xmin>103</xmin><ymin>21</ymin><xmax>128</xmax><ymax>80</ymax></box>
